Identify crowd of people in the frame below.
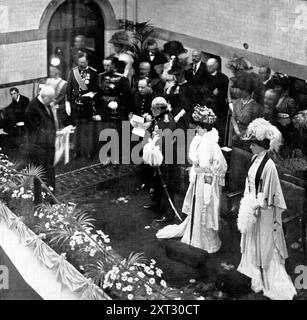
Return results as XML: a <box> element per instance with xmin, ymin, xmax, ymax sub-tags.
<box><xmin>0</xmin><ymin>30</ymin><xmax>304</xmax><ymax>300</ymax></box>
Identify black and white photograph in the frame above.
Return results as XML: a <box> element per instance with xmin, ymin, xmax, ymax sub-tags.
<box><xmin>0</xmin><ymin>0</ymin><xmax>307</xmax><ymax>305</ymax></box>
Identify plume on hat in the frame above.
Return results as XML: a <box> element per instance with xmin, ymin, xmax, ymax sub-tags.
<box><xmin>244</xmin><ymin>118</ymin><xmax>283</xmax><ymax>152</ymax></box>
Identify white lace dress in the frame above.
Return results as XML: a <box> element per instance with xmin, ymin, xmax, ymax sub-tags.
<box><xmin>237</xmin><ymin>151</ymin><xmax>297</xmax><ymax>300</ymax></box>
<box><xmin>156</xmin><ymin>128</ymin><xmax>227</xmax><ymax>253</ymax></box>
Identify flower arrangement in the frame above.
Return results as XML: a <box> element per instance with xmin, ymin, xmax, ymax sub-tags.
<box><xmin>0</xmin><ymin>149</ymin><xmax>186</xmax><ymax>300</ymax></box>
<box><xmin>192</xmin><ymin>104</ymin><xmax>217</xmax><ymax>124</ymax></box>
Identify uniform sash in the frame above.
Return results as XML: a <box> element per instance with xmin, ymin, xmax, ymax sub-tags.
<box><xmin>73</xmin><ymin>68</ymin><xmax>88</xmax><ymax>91</ymax></box>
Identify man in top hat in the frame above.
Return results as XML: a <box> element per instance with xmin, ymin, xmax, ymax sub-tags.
<box><xmin>166</xmin><ymin>58</ymin><xmax>196</xmax><ymax>131</ymax></box>
<box><xmin>144</xmin><ymin>97</ymin><xmax>180</xmax><ymax>224</ymax></box>
<box><xmin>140</xmin><ymin>39</ymin><xmax>168</xmax><ymax>79</ymax></box>
<box><xmin>109</xmin><ymin>31</ymin><xmax>134</xmax><ymax>82</ymax></box>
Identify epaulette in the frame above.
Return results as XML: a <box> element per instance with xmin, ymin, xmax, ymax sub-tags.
<box><xmin>89</xmin><ymin>66</ymin><xmax>97</xmax><ymax>72</ymax></box>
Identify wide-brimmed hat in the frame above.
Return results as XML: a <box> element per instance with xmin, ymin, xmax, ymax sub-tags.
<box><xmin>242</xmin><ymin>118</ymin><xmax>282</xmax><ymax>152</ymax></box>
<box><xmin>191</xmin><ymin>104</ymin><xmax>217</xmax><ymax>125</ymax></box>
<box><xmin>162</xmin><ymin>41</ymin><xmax>187</xmax><ymax>56</ymax></box>
<box><xmin>108</xmin><ymin>31</ymin><xmax>131</xmax><ymax>46</ymax></box>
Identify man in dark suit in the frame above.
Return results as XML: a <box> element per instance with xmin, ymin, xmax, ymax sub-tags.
<box><xmin>3</xmin><ymin>88</ymin><xmax>30</xmax><ymax>148</ymax></box>
<box><xmin>25</xmin><ymin>85</ymin><xmax>56</xmax><ymax>200</ymax></box>
<box><xmin>206</xmin><ymin>58</ymin><xmax>229</xmax><ymax>142</ymax></box>
<box><xmin>186</xmin><ymin>50</ymin><xmax>209</xmax><ymax>101</ymax></box>
<box><xmin>140</xmin><ymin>39</ymin><xmax>168</xmax><ymax>79</ymax></box>
<box><xmin>132</xmin><ymin>78</ymin><xmax>159</xmax><ymax>118</ymax></box>
<box><xmin>131</xmin><ymin>62</ymin><xmax>165</xmax><ymax>96</ymax></box>
<box><xmin>4</xmin><ymin>88</ymin><xmax>29</xmax><ymax>134</ymax></box>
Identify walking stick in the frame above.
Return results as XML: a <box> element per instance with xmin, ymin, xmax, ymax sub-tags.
<box><xmin>156</xmin><ymin>167</ymin><xmax>183</xmax><ymax>222</ymax></box>
<box><xmin>189</xmin><ymin>175</ymin><xmax>197</xmax><ymax>246</ymax></box>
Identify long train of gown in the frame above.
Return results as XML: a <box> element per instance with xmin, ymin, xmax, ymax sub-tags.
<box><xmin>156</xmin><ymin>171</ymin><xmax>222</xmax><ymax>253</ymax></box>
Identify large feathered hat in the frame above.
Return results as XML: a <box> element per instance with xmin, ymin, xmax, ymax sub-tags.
<box><xmin>242</xmin><ymin>118</ymin><xmax>283</xmax><ymax>152</ymax></box>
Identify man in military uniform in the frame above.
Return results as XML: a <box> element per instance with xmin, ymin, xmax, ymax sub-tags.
<box><xmin>71</xmin><ymin>35</ymin><xmax>98</xmax><ymax>71</ymax></box>
<box><xmin>99</xmin><ymin>57</ymin><xmax>132</xmax><ymax>123</ymax></box>
<box><xmin>144</xmin><ymin>97</ymin><xmax>180</xmax><ymax>224</ymax></box>
<box><xmin>66</xmin><ymin>52</ymin><xmax>99</xmax><ymax>158</ymax></box>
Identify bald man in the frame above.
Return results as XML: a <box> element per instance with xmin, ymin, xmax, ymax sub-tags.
<box><xmin>206</xmin><ymin>58</ymin><xmax>229</xmax><ymax>142</ymax></box>
<box><xmin>25</xmin><ymin>86</ymin><xmax>57</xmax><ymax>199</ymax></box>
<box><xmin>186</xmin><ymin>50</ymin><xmax>209</xmax><ymax>97</ymax></box>
<box><xmin>132</xmin><ymin>61</ymin><xmax>164</xmax><ymax>96</ymax></box>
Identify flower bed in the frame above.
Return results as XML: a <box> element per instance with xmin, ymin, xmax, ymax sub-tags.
<box><xmin>0</xmin><ymin>151</ymin><xmax>189</xmax><ymax>300</ymax></box>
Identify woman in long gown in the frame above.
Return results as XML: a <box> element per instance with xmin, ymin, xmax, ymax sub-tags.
<box><xmin>237</xmin><ymin>118</ymin><xmax>296</xmax><ymax>300</ymax></box>
<box><xmin>156</xmin><ymin>105</ymin><xmax>227</xmax><ymax>253</ymax></box>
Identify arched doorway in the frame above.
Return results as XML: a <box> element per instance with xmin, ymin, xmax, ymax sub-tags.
<box><xmin>47</xmin><ymin>0</ymin><xmax>105</xmax><ymax>79</ymax></box>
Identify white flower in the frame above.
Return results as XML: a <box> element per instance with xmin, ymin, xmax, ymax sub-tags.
<box><xmin>150</xmin><ymin>259</ymin><xmax>156</xmax><ymax>265</ymax></box>
<box><xmin>160</xmin><ymin>280</ymin><xmax>167</xmax><ymax>288</ymax></box>
<box><xmin>126</xmin><ymin>285</ymin><xmax>133</xmax><ymax>292</ymax></box>
<box><xmin>127</xmin><ymin>294</ymin><xmax>134</xmax><ymax>300</ymax></box>
<box><xmin>116</xmin><ymin>283</ymin><xmax>122</xmax><ymax>290</ymax></box>
<box><xmin>149</xmin><ymin>278</ymin><xmax>155</xmax><ymax>285</ymax></box>
<box><xmin>156</xmin><ymin>268</ymin><xmax>163</xmax><ymax>277</ymax></box>
<box><xmin>127</xmin><ymin>277</ymin><xmax>133</xmax><ymax>283</ymax></box>
<box><xmin>104</xmin><ymin>238</ymin><xmax>111</xmax><ymax>244</ymax></box>
<box><xmin>106</xmin><ymin>246</ymin><xmax>112</xmax><ymax>251</ymax></box>
<box><xmin>89</xmin><ymin>249</ymin><xmax>96</xmax><ymax>257</ymax></box>
<box><xmin>146</xmin><ymin>287</ymin><xmax>152</xmax><ymax>295</ymax></box>
<box><xmin>45</xmin><ymin>222</ymin><xmax>50</xmax><ymax>229</ymax></box>
<box><xmin>122</xmin><ymin>276</ymin><xmax>128</xmax><ymax>282</ymax></box>
<box><xmin>144</xmin><ymin>266</ymin><xmax>151</xmax><ymax>274</ymax></box>
<box><xmin>79</xmin><ymin>265</ymin><xmax>85</xmax><ymax>271</ymax></box>
<box><xmin>113</xmin><ymin>266</ymin><xmax>120</xmax><ymax>274</ymax></box>
<box><xmin>110</xmin><ymin>273</ymin><xmax>117</xmax><ymax>281</ymax></box>
<box><xmin>137</xmin><ymin>272</ymin><xmax>145</xmax><ymax>279</ymax></box>
<box><xmin>175</xmin><ymin>297</ymin><xmax>182</xmax><ymax>300</ymax></box>
<box><xmin>189</xmin><ymin>279</ymin><xmax>196</xmax><ymax>284</ymax></box>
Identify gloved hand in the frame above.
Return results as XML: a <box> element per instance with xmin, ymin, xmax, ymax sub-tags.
<box><xmin>65</xmin><ymin>101</ymin><xmax>71</xmax><ymax>116</ymax></box>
